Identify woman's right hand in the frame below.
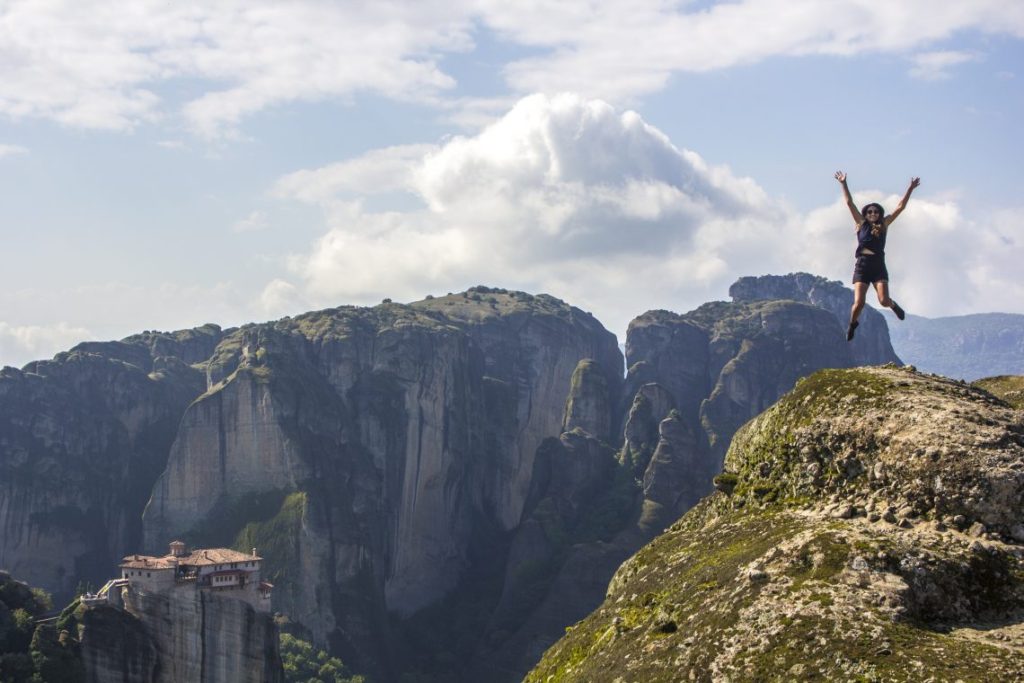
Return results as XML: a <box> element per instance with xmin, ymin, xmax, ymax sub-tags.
<box><xmin>835</xmin><ymin>170</ymin><xmax>847</xmax><ymax>183</ymax></box>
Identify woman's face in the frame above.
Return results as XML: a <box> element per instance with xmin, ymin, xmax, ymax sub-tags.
<box><xmin>865</xmin><ymin>206</ymin><xmax>882</xmax><ymax>222</ymax></box>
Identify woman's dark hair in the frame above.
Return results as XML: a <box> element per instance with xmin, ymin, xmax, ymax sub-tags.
<box><xmin>861</xmin><ymin>202</ymin><xmax>886</xmax><ymax>236</ymax></box>
<box><xmin>861</xmin><ymin>203</ymin><xmax>885</xmax><ymax>221</ymax></box>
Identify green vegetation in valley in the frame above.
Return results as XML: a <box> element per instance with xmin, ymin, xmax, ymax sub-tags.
<box><xmin>280</xmin><ymin>633</ymin><xmax>367</xmax><ymax>683</ymax></box>
<box><xmin>0</xmin><ymin>572</ymin><xmax>84</xmax><ymax>683</ymax></box>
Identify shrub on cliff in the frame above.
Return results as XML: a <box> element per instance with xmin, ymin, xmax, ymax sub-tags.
<box><xmin>0</xmin><ymin>572</ymin><xmax>83</xmax><ymax>683</ymax></box>
<box><xmin>280</xmin><ymin>632</ymin><xmax>367</xmax><ymax>683</ymax></box>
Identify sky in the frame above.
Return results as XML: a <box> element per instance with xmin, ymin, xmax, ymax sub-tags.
<box><xmin>1</xmin><ymin>0</ymin><xmax>1023</xmax><ymax>368</ymax></box>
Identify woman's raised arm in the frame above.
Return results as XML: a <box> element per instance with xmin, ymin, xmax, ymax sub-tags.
<box><xmin>886</xmin><ymin>177</ymin><xmax>921</xmax><ymax>225</ymax></box>
<box><xmin>835</xmin><ymin>171</ymin><xmax>862</xmax><ymax>225</ymax></box>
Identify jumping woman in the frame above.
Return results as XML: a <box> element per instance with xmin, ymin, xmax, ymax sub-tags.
<box><xmin>835</xmin><ymin>171</ymin><xmax>920</xmax><ymax>341</ymax></box>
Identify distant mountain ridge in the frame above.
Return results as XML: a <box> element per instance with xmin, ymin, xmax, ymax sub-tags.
<box><xmin>888</xmin><ymin>312</ymin><xmax>1024</xmax><ymax>380</ymax></box>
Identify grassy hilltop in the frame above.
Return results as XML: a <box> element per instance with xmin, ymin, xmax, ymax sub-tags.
<box><xmin>527</xmin><ymin>367</ymin><xmax>1024</xmax><ymax>682</ymax></box>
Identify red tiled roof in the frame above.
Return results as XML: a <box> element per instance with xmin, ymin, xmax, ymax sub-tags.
<box><xmin>120</xmin><ymin>555</ymin><xmax>177</xmax><ymax>569</ymax></box>
<box><xmin>181</xmin><ymin>548</ymin><xmax>262</xmax><ymax>566</ymax></box>
<box><xmin>120</xmin><ymin>547</ymin><xmax>261</xmax><ymax>569</ymax></box>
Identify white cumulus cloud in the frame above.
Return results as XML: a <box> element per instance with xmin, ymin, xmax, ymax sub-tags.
<box><xmin>271</xmin><ymin>94</ymin><xmax>1023</xmax><ymax>337</ymax></box>
<box><xmin>274</xmin><ymin>93</ymin><xmax>792</xmax><ymax>334</ymax></box>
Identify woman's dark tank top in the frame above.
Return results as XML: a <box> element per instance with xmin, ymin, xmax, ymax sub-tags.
<box><xmin>856</xmin><ymin>221</ymin><xmax>886</xmax><ymax>257</ymax></box>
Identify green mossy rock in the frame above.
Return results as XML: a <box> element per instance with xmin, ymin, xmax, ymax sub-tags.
<box><xmin>526</xmin><ymin>366</ymin><xmax>1024</xmax><ymax>682</ymax></box>
<box><xmin>973</xmin><ymin>374</ymin><xmax>1024</xmax><ymax>410</ymax></box>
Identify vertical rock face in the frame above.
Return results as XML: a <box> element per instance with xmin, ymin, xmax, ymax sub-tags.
<box><xmin>135</xmin><ymin>288</ymin><xmax>621</xmax><ymax>677</ymax></box>
<box><xmin>79</xmin><ymin>585</ymin><xmax>282</xmax><ymax>683</ymax></box>
<box><xmin>624</xmin><ymin>299</ymin><xmax>857</xmax><ymax>523</ymax></box>
<box><xmin>484</xmin><ymin>297</ymin><xmax>860</xmax><ymax>680</ymax></box>
<box><xmin>0</xmin><ymin>326</ymin><xmax>220</xmax><ymax>598</ymax></box>
<box><xmin>478</xmin><ymin>294</ymin><xmax>864</xmax><ymax>679</ymax></box>
<box><xmin>640</xmin><ymin>411</ymin><xmax>704</xmax><ymax>524</ymax></box>
<box><xmin>729</xmin><ymin>272</ymin><xmax>901</xmax><ymax>366</ymax></box>
<box><xmin>562</xmin><ymin>359</ymin><xmax>613</xmax><ymax>441</ymax></box>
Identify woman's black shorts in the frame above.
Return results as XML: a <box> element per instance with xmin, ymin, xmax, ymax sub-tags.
<box><xmin>852</xmin><ymin>254</ymin><xmax>889</xmax><ymax>284</ymax></box>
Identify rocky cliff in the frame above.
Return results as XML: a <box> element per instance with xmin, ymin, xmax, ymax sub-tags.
<box><xmin>625</xmin><ymin>298</ymin><xmax>856</xmax><ymax>507</ymax></box>
<box><xmin>475</xmin><ymin>297</ymin><xmax>861</xmax><ymax>679</ymax></box>
<box><xmin>729</xmin><ymin>272</ymin><xmax>901</xmax><ymax>367</ymax></box>
<box><xmin>138</xmin><ymin>287</ymin><xmax>621</xmax><ymax>679</ymax></box>
<box><xmin>79</xmin><ymin>584</ymin><xmax>282</xmax><ymax>683</ymax></box>
<box><xmin>889</xmin><ymin>312</ymin><xmax>1024</xmax><ymax>380</ymax></box>
<box><xmin>0</xmin><ymin>325</ymin><xmax>222</xmax><ymax>598</ymax></box>
<box><xmin>526</xmin><ymin>367</ymin><xmax>1024</xmax><ymax>682</ymax></box>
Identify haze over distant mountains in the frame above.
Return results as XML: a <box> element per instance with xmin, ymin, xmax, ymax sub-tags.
<box><xmin>887</xmin><ymin>313</ymin><xmax>1024</xmax><ymax>381</ymax></box>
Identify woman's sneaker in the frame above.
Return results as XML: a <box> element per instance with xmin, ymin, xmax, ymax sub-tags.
<box><xmin>892</xmin><ymin>302</ymin><xmax>906</xmax><ymax>320</ymax></box>
<box><xmin>846</xmin><ymin>321</ymin><xmax>859</xmax><ymax>341</ymax></box>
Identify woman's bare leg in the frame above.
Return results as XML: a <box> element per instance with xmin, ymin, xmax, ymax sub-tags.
<box><xmin>848</xmin><ymin>282</ymin><xmax>869</xmax><ymax>340</ymax></box>
<box><xmin>874</xmin><ymin>281</ymin><xmax>906</xmax><ymax>319</ymax></box>
<box><xmin>874</xmin><ymin>281</ymin><xmax>892</xmax><ymax>307</ymax></box>
<box><xmin>850</xmin><ymin>282</ymin><xmax>869</xmax><ymax>324</ymax></box>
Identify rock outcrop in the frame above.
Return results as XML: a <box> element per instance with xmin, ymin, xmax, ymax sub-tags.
<box><xmin>526</xmin><ymin>366</ymin><xmax>1024</xmax><ymax>682</ymax></box>
<box><xmin>625</xmin><ymin>298</ymin><xmax>856</xmax><ymax>516</ymax></box>
<box><xmin>889</xmin><ymin>312</ymin><xmax>1024</xmax><ymax>380</ymax></box>
<box><xmin>477</xmin><ymin>297</ymin><xmax>862</xmax><ymax>679</ymax></box>
<box><xmin>729</xmin><ymin>272</ymin><xmax>901</xmax><ymax>366</ymax></box>
<box><xmin>79</xmin><ymin>584</ymin><xmax>282</xmax><ymax>683</ymax></box>
<box><xmin>137</xmin><ymin>288</ymin><xmax>621</xmax><ymax>678</ymax></box>
<box><xmin>0</xmin><ymin>326</ymin><xmax>221</xmax><ymax>598</ymax></box>
<box><xmin>974</xmin><ymin>375</ymin><xmax>1024</xmax><ymax>409</ymax></box>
